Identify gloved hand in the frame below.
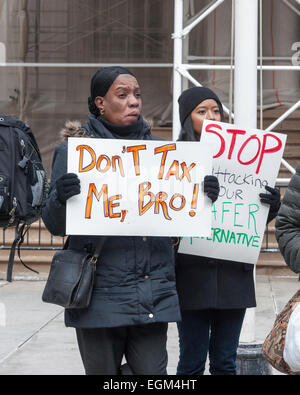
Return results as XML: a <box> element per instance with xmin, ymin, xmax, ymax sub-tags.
<box><xmin>56</xmin><ymin>173</ymin><xmax>81</xmax><ymax>204</ymax></box>
<box><xmin>204</xmin><ymin>175</ymin><xmax>220</xmax><ymax>203</ymax></box>
<box><xmin>259</xmin><ymin>185</ymin><xmax>281</xmax><ymax>222</ymax></box>
<box><xmin>259</xmin><ymin>185</ymin><xmax>281</xmax><ymax>210</ymax></box>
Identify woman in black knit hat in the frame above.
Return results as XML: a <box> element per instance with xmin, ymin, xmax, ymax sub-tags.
<box><xmin>176</xmin><ymin>86</ymin><xmax>281</xmax><ymax>375</ymax></box>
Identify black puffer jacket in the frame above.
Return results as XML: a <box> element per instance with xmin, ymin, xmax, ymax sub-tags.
<box><xmin>275</xmin><ymin>163</ymin><xmax>300</xmax><ymax>273</ymax></box>
<box><xmin>42</xmin><ymin>115</ymin><xmax>181</xmax><ymax>328</ymax></box>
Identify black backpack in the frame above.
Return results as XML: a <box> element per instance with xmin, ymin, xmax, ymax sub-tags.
<box><xmin>0</xmin><ymin>115</ymin><xmax>48</xmax><ymax>281</ymax></box>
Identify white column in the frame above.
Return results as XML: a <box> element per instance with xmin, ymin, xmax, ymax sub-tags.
<box><xmin>182</xmin><ymin>0</ymin><xmax>190</xmax><ymax>92</ymax></box>
<box><xmin>234</xmin><ymin>0</ymin><xmax>258</xmax><ymax>128</ymax></box>
<box><xmin>172</xmin><ymin>0</ymin><xmax>183</xmax><ymax>141</ymax></box>
<box><xmin>0</xmin><ymin>43</ymin><xmax>5</xmax><ymax>63</ymax></box>
<box><xmin>234</xmin><ymin>0</ymin><xmax>258</xmax><ymax>343</ymax></box>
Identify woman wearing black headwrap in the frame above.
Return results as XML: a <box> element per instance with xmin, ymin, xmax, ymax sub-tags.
<box><xmin>176</xmin><ymin>86</ymin><xmax>281</xmax><ymax>375</ymax></box>
<box><xmin>42</xmin><ymin>66</ymin><xmax>182</xmax><ymax>375</ymax></box>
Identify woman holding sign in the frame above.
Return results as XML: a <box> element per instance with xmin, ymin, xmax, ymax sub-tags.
<box><xmin>42</xmin><ymin>66</ymin><xmax>182</xmax><ymax>375</ymax></box>
<box><xmin>176</xmin><ymin>86</ymin><xmax>281</xmax><ymax>375</ymax></box>
<box><xmin>42</xmin><ymin>67</ymin><xmax>217</xmax><ymax>375</ymax></box>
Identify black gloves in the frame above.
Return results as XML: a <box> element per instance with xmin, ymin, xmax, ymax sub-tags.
<box><xmin>56</xmin><ymin>173</ymin><xmax>81</xmax><ymax>204</ymax></box>
<box><xmin>259</xmin><ymin>185</ymin><xmax>281</xmax><ymax>222</ymax></box>
<box><xmin>204</xmin><ymin>175</ymin><xmax>220</xmax><ymax>203</ymax></box>
<box><xmin>203</xmin><ymin>177</ymin><xmax>280</xmax><ymax>221</ymax></box>
<box><xmin>259</xmin><ymin>185</ymin><xmax>281</xmax><ymax>210</ymax></box>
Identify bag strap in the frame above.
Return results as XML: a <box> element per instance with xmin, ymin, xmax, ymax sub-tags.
<box><xmin>7</xmin><ymin>223</ymin><xmax>39</xmax><ymax>282</ymax></box>
<box><xmin>16</xmin><ymin>225</ymin><xmax>39</xmax><ymax>276</ymax></box>
<box><xmin>92</xmin><ymin>236</ymin><xmax>108</xmax><ymax>261</ymax></box>
<box><xmin>62</xmin><ymin>236</ymin><xmax>106</xmax><ymax>258</ymax></box>
<box><xmin>62</xmin><ymin>236</ymin><xmax>107</xmax><ymax>265</ymax></box>
<box><xmin>62</xmin><ymin>236</ymin><xmax>70</xmax><ymax>250</ymax></box>
<box><xmin>6</xmin><ymin>225</ymin><xmax>21</xmax><ymax>282</ymax></box>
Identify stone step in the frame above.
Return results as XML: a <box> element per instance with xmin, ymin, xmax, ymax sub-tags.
<box><xmin>261</xmin><ymin>225</ymin><xmax>278</xmax><ymax>247</ymax></box>
<box><xmin>0</xmin><ymin>250</ymin><xmax>292</xmax><ymax>279</ymax></box>
<box><xmin>0</xmin><ymin>249</ymin><xmax>56</xmax><ymax>279</ymax></box>
<box><xmin>256</xmin><ymin>251</ymin><xmax>294</xmax><ymax>276</ymax></box>
<box><xmin>0</xmin><ymin>249</ymin><xmax>291</xmax><ymax>277</ymax></box>
<box><xmin>0</xmin><ymin>224</ymin><xmax>64</xmax><ymax>247</ymax></box>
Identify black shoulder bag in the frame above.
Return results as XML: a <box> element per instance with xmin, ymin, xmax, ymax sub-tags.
<box><xmin>42</xmin><ymin>237</ymin><xmax>107</xmax><ymax>309</ymax></box>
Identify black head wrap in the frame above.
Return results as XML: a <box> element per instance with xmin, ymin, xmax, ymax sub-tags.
<box><xmin>88</xmin><ymin>66</ymin><xmax>135</xmax><ymax>116</ymax></box>
<box><xmin>177</xmin><ymin>86</ymin><xmax>225</xmax><ymax>141</ymax></box>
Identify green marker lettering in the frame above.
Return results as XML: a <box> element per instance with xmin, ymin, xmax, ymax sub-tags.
<box><xmin>248</xmin><ymin>204</ymin><xmax>259</xmax><ymax>236</ymax></box>
<box><xmin>213</xmin><ymin>227</ymin><xmax>222</xmax><ymax>242</ymax></box>
<box><xmin>222</xmin><ymin>202</ymin><xmax>232</xmax><ymax>224</ymax></box>
<box><xmin>229</xmin><ymin>231</ymin><xmax>236</xmax><ymax>244</ymax></box>
<box><xmin>222</xmin><ymin>229</ymin><xmax>231</xmax><ymax>243</ymax></box>
<box><xmin>211</xmin><ymin>203</ymin><xmax>217</xmax><ymax>221</ymax></box>
<box><xmin>252</xmin><ymin>235</ymin><xmax>260</xmax><ymax>247</ymax></box>
<box><xmin>234</xmin><ymin>203</ymin><xmax>244</xmax><ymax>227</ymax></box>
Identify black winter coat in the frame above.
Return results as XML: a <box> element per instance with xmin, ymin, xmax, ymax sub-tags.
<box><xmin>176</xmin><ymin>209</ymin><xmax>276</xmax><ymax>310</ymax></box>
<box><xmin>42</xmin><ymin>116</ymin><xmax>181</xmax><ymax>328</ymax></box>
<box><xmin>176</xmin><ymin>116</ymin><xmax>276</xmax><ymax>311</ymax></box>
<box><xmin>176</xmin><ymin>254</ymin><xmax>256</xmax><ymax>310</ymax></box>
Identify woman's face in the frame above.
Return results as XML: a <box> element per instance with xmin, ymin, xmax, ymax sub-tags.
<box><xmin>190</xmin><ymin>99</ymin><xmax>221</xmax><ymax>140</ymax></box>
<box><xmin>94</xmin><ymin>74</ymin><xmax>142</xmax><ymax>126</ymax></box>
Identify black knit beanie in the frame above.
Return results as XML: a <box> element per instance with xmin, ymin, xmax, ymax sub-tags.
<box><xmin>88</xmin><ymin>66</ymin><xmax>135</xmax><ymax>116</ymax></box>
<box><xmin>178</xmin><ymin>86</ymin><xmax>225</xmax><ymax>125</ymax></box>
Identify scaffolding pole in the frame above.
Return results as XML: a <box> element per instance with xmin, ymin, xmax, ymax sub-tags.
<box><xmin>172</xmin><ymin>0</ymin><xmax>183</xmax><ymax>140</ymax></box>
<box><xmin>234</xmin><ymin>0</ymin><xmax>258</xmax><ymax>344</ymax></box>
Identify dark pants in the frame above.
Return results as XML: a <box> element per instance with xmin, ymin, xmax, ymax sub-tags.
<box><xmin>76</xmin><ymin>322</ymin><xmax>168</xmax><ymax>375</ymax></box>
<box><xmin>177</xmin><ymin>308</ymin><xmax>246</xmax><ymax>375</ymax></box>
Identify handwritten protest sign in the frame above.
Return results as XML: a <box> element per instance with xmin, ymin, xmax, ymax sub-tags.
<box><xmin>66</xmin><ymin>138</ymin><xmax>214</xmax><ymax>237</ymax></box>
<box><xmin>179</xmin><ymin>120</ymin><xmax>287</xmax><ymax>264</ymax></box>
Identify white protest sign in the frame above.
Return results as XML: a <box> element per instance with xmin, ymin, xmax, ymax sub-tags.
<box><xmin>179</xmin><ymin>120</ymin><xmax>287</xmax><ymax>264</ymax></box>
<box><xmin>66</xmin><ymin>138</ymin><xmax>214</xmax><ymax>237</ymax></box>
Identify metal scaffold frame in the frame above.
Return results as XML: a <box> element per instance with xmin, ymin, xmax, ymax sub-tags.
<box><xmin>0</xmin><ymin>1</ymin><xmax>299</xmax><ymax>174</ymax></box>
<box><xmin>172</xmin><ymin>0</ymin><xmax>300</xmax><ymax>185</ymax></box>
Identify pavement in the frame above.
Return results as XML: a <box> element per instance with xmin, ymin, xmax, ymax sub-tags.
<box><xmin>0</xmin><ymin>274</ymin><xmax>299</xmax><ymax>376</ymax></box>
